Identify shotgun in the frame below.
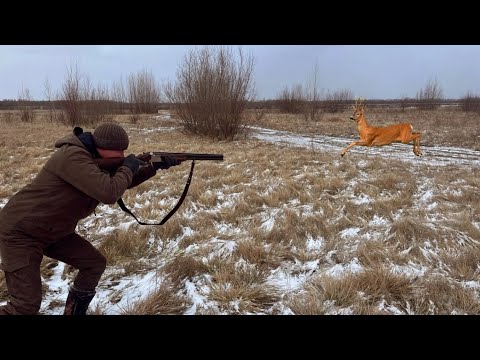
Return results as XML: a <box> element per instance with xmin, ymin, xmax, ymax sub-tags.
<box><xmin>93</xmin><ymin>151</ymin><xmax>224</xmax><ymax>226</ymax></box>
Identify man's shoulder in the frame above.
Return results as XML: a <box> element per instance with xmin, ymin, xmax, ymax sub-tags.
<box><xmin>47</xmin><ymin>141</ymin><xmax>92</xmax><ymax>168</ymax></box>
<box><xmin>54</xmin><ymin>134</ymin><xmax>83</xmax><ymax>148</ymax></box>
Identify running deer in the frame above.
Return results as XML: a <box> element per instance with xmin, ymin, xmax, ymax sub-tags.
<box><xmin>340</xmin><ymin>99</ymin><xmax>422</xmax><ymax>157</ymax></box>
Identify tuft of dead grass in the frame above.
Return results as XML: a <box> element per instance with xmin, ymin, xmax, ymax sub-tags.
<box><xmin>285</xmin><ymin>286</ymin><xmax>327</xmax><ymax>315</ymax></box>
<box><xmin>121</xmin><ymin>279</ymin><xmax>191</xmax><ymax>315</ymax></box>
<box><xmin>209</xmin><ymin>281</ymin><xmax>280</xmax><ymax>314</ymax></box>
<box><xmin>356</xmin><ymin>241</ymin><xmax>389</xmax><ymax>268</ymax></box>
<box><xmin>98</xmin><ymin>229</ymin><xmax>152</xmax><ymax>271</ymax></box>
<box><xmin>353</xmin><ymin>266</ymin><xmax>415</xmax><ymax>305</ymax></box>
<box><xmin>235</xmin><ymin>239</ymin><xmax>292</xmax><ymax>271</ymax></box>
<box><xmin>312</xmin><ymin>275</ymin><xmax>360</xmax><ymax>308</ymax></box>
<box><xmin>440</xmin><ymin>247</ymin><xmax>480</xmax><ymax>281</ymax></box>
<box><xmin>163</xmin><ymin>253</ymin><xmax>209</xmax><ymax>285</ymax></box>
<box><xmin>204</xmin><ymin>256</ymin><xmax>280</xmax><ymax>313</ymax></box>
<box><xmin>407</xmin><ymin>276</ymin><xmax>480</xmax><ymax>315</ymax></box>
<box><xmin>0</xmin><ymin>272</ymin><xmax>7</xmax><ymax>301</ymax></box>
<box><xmin>389</xmin><ymin>216</ymin><xmax>439</xmax><ymax>248</ymax></box>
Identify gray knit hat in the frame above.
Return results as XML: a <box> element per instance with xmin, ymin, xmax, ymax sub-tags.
<box><xmin>93</xmin><ymin>122</ymin><xmax>129</xmax><ymax>150</ymax></box>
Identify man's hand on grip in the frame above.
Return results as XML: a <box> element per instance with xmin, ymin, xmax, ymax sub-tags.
<box><xmin>123</xmin><ymin>154</ymin><xmax>144</xmax><ymax>174</ymax></box>
<box><xmin>153</xmin><ymin>155</ymin><xmax>181</xmax><ymax>170</ymax></box>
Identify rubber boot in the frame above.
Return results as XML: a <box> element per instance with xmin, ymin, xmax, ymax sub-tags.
<box><xmin>63</xmin><ymin>284</ymin><xmax>96</xmax><ymax>315</ymax></box>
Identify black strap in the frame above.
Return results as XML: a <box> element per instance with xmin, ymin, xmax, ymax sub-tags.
<box><xmin>117</xmin><ymin>160</ymin><xmax>196</xmax><ymax>225</ymax></box>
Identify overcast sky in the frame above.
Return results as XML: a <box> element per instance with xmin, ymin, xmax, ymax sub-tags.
<box><xmin>1</xmin><ymin>45</ymin><xmax>479</xmax><ymax>101</ymax></box>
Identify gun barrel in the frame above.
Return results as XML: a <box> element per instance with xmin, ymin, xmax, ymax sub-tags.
<box><xmin>148</xmin><ymin>152</ymin><xmax>224</xmax><ymax>161</ymax></box>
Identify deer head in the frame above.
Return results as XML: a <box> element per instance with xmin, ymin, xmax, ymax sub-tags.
<box><xmin>350</xmin><ymin>98</ymin><xmax>366</xmax><ymax>122</ymax></box>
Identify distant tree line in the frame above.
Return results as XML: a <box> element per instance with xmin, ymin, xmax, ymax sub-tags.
<box><xmin>3</xmin><ymin>46</ymin><xmax>258</xmax><ymax>140</ymax></box>
<box><xmin>3</xmin><ymin>61</ymin><xmax>480</xmax><ymax>140</ymax></box>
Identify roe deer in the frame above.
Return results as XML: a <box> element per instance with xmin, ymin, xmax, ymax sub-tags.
<box><xmin>340</xmin><ymin>99</ymin><xmax>421</xmax><ymax>157</ymax></box>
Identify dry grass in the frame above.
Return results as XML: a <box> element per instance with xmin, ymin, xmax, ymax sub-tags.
<box><xmin>356</xmin><ymin>241</ymin><xmax>389</xmax><ymax>268</ymax></box>
<box><xmin>209</xmin><ymin>281</ymin><xmax>280</xmax><ymax>314</ymax></box>
<box><xmin>1</xmin><ymin>110</ymin><xmax>480</xmax><ymax>315</ymax></box>
<box><xmin>120</xmin><ymin>279</ymin><xmax>191</xmax><ymax>315</ymax></box>
<box><xmin>408</xmin><ymin>276</ymin><xmax>480</xmax><ymax>314</ymax></box>
<box><xmin>439</xmin><ymin>247</ymin><xmax>480</xmax><ymax>281</ymax></box>
<box><xmin>389</xmin><ymin>216</ymin><xmax>439</xmax><ymax>249</ymax></box>
<box><xmin>286</xmin><ymin>286</ymin><xmax>327</xmax><ymax>315</ymax></box>
<box><xmin>0</xmin><ymin>272</ymin><xmax>7</xmax><ymax>301</ymax></box>
<box><xmin>205</xmin><ymin>256</ymin><xmax>280</xmax><ymax>313</ymax></box>
<box><xmin>235</xmin><ymin>239</ymin><xmax>292</xmax><ymax>271</ymax></box>
<box><xmin>312</xmin><ymin>275</ymin><xmax>360</xmax><ymax>308</ymax></box>
<box><xmin>97</xmin><ymin>229</ymin><xmax>152</xmax><ymax>273</ymax></box>
<box><xmin>353</xmin><ymin>266</ymin><xmax>415</xmax><ymax>305</ymax></box>
<box><xmin>40</xmin><ymin>258</ymin><xmax>59</xmax><ymax>279</ymax></box>
<box><xmin>254</xmin><ymin>108</ymin><xmax>480</xmax><ymax>150</ymax></box>
<box><xmin>290</xmin><ymin>266</ymin><xmax>416</xmax><ymax>314</ymax></box>
<box><xmin>162</xmin><ymin>253</ymin><xmax>209</xmax><ymax>285</ymax></box>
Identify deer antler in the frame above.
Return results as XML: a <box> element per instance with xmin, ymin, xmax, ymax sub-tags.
<box><xmin>354</xmin><ymin>98</ymin><xmax>365</xmax><ymax>110</ymax></box>
<box><xmin>359</xmin><ymin>98</ymin><xmax>366</xmax><ymax>109</ymax></box>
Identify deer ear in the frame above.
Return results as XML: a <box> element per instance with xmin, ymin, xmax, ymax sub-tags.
<box><xmin>352</xmin><ymin>105</ymin><xmax>356</xmax><ymax>111</ymax></box>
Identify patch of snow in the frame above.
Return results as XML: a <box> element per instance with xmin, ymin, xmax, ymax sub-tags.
<box><xmin>340</xmin><ymin>227</ymin><xmax>361</xmax><ymax>239</ymax></box>
<box><xmin>369</xmin><ymin>215</ymin><xmax>389</xmax><ymax>227</ymax></box>
<box><xmin>324</xmin><ymin>257</ymin><xmax>363</xmax><ymax>277</ymax></box>
<box><xmin>267</xmin><ymin>265</ymin><xmax>315</xmax><ymax>292</ymax></box>
<box><xmin>352</xmin><ymin>195</ymin><xmax>371</xmax><ymax>205</ymax></box>
<box><xmin>184</xmin><ymin>277</ymin><xmax>211</xmax><ymax>315</ymax></box>
<box><xmin>420</xmin><ymin>189</ymin><xmax>433</xmax><ymax>203</ymax></box>
<box><xmin>305</xmin><ymin>235</ymin><xmax>323</xmax><ymax>252</ymax></box>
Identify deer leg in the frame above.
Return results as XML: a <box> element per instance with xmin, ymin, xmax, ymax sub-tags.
<box><xmin>404</xmin><ymin>133</ymin><xmax>421</xmax><ymax>156</ymax></box>
<box><xmin>416</xmin><ymin>133</ymin><xmax>422</xmax><ymax>155</ymax></box>
<box><xmin>412</xmin><ymin>132</ymin><xmax>421</xmax><ymax>156</ymax></box>
<box><xmin>340</xmin><ymin>141</ymin><xmax>368</xmax><ymax>157</ymax></box>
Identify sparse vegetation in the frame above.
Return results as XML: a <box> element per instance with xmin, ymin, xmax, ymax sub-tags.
<box><xmin>121</xmin><ymin>279</ymin><xmax>191</xmax><ymax>315</ymax></box>
<box><xmin>164</xmin><ymin>46</ymin><xmax>255</xmax><ymax>140</ymax></box>
<box><xmin>416</xmin><ymin>77</ymin><xmax>444</xmax><ymax>110</ymax></box>
<box><xmin>0</xmin><ymin>108</ymin><xmax>479</xmax><ymax>315</ymax></box>
<box><xmin>460</xmin><ymin>91</ymin><xmax>480</xmax><ymax>113</ymax></box>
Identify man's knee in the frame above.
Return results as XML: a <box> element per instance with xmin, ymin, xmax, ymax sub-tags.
<box><xmin>75</xmin><ymin>252</ymin><xmax>107</xmax><ymax>290</ymax></box>
<box><xmin>93</xmin><ymin>252</ymin><xmax>107</xmax><ymax>275</ymax></box>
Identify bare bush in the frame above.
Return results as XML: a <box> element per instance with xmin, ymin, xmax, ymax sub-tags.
<box><xmin>60</xmin><ymin>63</ymin><xmax>83</xmax><ymax>126</ymax></box>
<box><xmin>43</xmin><ymin>77</ymin><xmax>56</xmax><ymax>123</ymax></box>
<box><xmin>416</xmin><ymin>77</ymin><xmax>444</xmax><ymax>110</ymax></box>
<box><xmin>399</xmin><ymin>95</ymin><xmax>413</xmax><ymax>112</ymax></box>
<box><xmin>82</xmin><ymin>80</ymin><xmax>112</xmax><ymax>126</ymax></box>
<box><xmin>127</xmin><ymin>69</ymin><xmax>161</xmax><ymax>115</ymax></box>
<box><xmin>111</xmin><ymin>76</ymin><xmax>127</xmax><ymax>114</ymax></box>
<box><xmin>129</xmin><ymin>113</ymin><xmax>140</xmax><ymax>124</ymax></box>
<box><xmin>2</xmin><ymin>112</ymin><xmax>15</xmax><ymax>123</ymax></box>
<box><xmin>18</xmin><ymin>87</ymin><xmax>35</xmax><ymax>122</ymax></box>
<box><xmin>303</xmin><ymin>63</ymin><xmax>323</xmax><ymax>121</ymax></box>
<box><xmin>322</xmin><ymin>89</ymin><xmax>353</xmax><ymax>113</ymax></box>
<box><xmin>164</xmin><ymin>46</ymin><xmax>255</xmax><ymax>140</ymax></box>
<box><xmin>460</xmin><ymin>91</ymin><xmax>480</xmax><ymax>112</ymax></box>
<box><xmin>59</xmin><ymin>63</ymin><xmax>113</xmax><ymax>127</ymax></box>
<box><xmin>277</xmin><ymin>84</ymin><xmax>305</xmax><ymax>114</ymax></box>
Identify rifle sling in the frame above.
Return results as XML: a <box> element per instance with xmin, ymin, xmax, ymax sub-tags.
<box><xmin>117</xmin><ymin>160</ymin><xmax>195</xmax><ymax>225</ymax></box>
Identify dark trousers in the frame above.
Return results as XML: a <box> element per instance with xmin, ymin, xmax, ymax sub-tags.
<box><xmin>0</xmin><ymin>233</ymin><xmax>106</xmax><ymax>315</ymax></box>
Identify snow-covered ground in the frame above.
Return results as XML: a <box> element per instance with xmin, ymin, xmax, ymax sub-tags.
<box><xmin>251</xmin><ymin>126</ymin><xmax>480</xmax><ymax>167</ymax></box>
<box><xmin>1</xmin><ymin>123</ymin><xmax>479</xmax><ymax>315</ymax></box>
